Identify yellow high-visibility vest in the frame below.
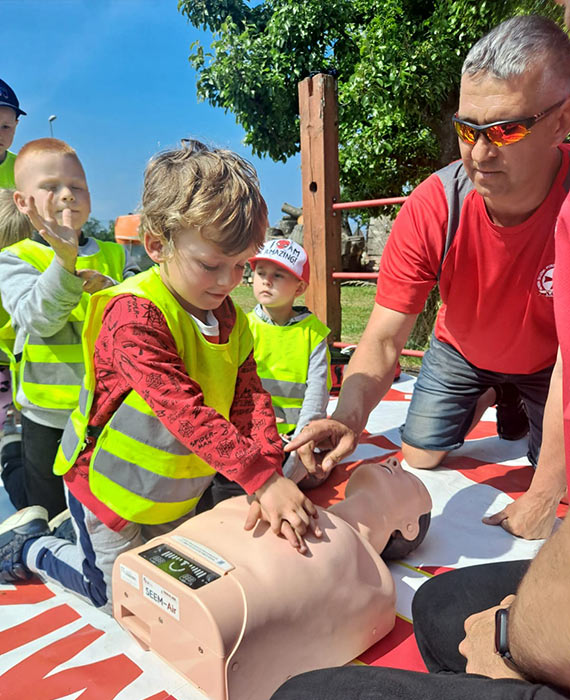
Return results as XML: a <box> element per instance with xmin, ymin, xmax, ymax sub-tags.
<box><xmin>0</xmin><ymin>151</ymin><xmax>16</xmax><ymax>188</ymax></box>
<box><xmin>54</xmin><ymin>266</ymin><xmax>253</xmax><ymax>525</ymax></box>
<box><xmin>5</xmin><ymin>238</ymin><xmax>125</xmax><ymax>410</ymax></box>
<box><xmin>247</xmin><ymin>311</ymin><xmax>330</xmax><ymax>434</ymax></box>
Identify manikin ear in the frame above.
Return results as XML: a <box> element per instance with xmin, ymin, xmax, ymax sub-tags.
<box><xmin>144</xmin><ymin>232</ymin><xmax>168</xmax><ymax>263</ymax></box>
<box><xmin>551</xmin><ymin>96</ymin><xmax>570</xmax><ymax>146</ymax></box>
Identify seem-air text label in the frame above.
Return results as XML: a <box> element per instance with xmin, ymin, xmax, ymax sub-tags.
<box><xmin>142</xmin><ymin>575</ymin><xmax>179</xmax><ymax>620</ymax></box>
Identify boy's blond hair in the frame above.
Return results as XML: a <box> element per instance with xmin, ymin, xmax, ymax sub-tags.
<box><xmin>14</xmin><ymin>138</ymin><xmax>83</xmax><ymax>187</ymax></box>
<box><xmin>0</xmin><ymin>189</ymin><xmax>33</xmax><ymax>249</ymax></box>
<box><xmin>139</xmin><ymin>140</ymin><xmax>268</xmax><ymax>256</ymax></box>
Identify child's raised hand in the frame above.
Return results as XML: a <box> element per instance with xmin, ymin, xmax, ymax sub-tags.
<box><xmin>76</xmin><ymin>269</ymin><xmax>115</xmax><ymax>294</ymax></box>
<box><xmin>245</xmin><ymin>473</ymin><xmax>322</xmax><ymax>554</ymax></box>
<box><xmin>21</xmin><ymin>193</ymin><xmax>78</xmax><ymax>272</ymax></box>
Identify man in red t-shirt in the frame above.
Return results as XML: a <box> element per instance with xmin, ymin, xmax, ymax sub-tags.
<box><xmin>289</xmin><ymin>15</ymin><xmax>570</xmax><ymax>541</ymax></box>
<box><xmin>273</xmin><ymin>15</ymin><xmax>570</xmax><ymax>700</ymax></box>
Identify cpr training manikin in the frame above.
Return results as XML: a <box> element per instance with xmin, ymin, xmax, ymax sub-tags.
<box><xmin>112</xmin><ymin>458</ymin><xmax>432</xmax><ymax>700</ymax></box>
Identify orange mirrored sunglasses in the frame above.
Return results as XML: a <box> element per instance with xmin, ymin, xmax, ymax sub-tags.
<box><xmin>452</xmin><ymin>98</ymin><xmax>567</xmax><ymax>148</ymax></box>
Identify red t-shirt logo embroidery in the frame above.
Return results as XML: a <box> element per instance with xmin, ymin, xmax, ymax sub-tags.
<box><xmin>537</xmin><ymin>264</ymin><xmax>554</xmax><ymax>297</ymax></box>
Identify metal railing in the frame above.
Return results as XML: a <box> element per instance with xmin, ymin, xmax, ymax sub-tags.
<box><xmin>330</xmin><ymin>194</ymin><xmax>424</xmax><ymax>359</ymax></box>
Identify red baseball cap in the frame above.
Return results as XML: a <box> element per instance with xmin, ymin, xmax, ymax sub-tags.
<box><xmin>249</xmin><ymin>239</ymin><xmax>310</xmax><ymax>284</ymax></box>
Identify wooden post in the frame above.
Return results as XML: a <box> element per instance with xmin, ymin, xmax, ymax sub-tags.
<box><xmin>298</xmin><ymin>74</ymin><xmax>342</xmax><ymax>341</ymax></box>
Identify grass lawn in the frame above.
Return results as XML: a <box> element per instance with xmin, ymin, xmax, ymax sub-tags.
<box><xmin>231</xmin><ymin>282</ymin><xmax>424</xmax><ymax>372</ymax></box>
<box><xmin>231</xmin><ymin>282</ymin><xmax>375</xmax><ymax>344</ymax></box>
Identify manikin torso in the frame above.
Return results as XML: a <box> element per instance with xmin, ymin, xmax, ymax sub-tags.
<box><xmin>113</xmin><ymin>458</ymin><xmax>432</xmax><ymax>700</ymax></box>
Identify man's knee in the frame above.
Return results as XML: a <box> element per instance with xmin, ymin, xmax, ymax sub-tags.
<box><xmin>402</xmin><ymin>442</ymin><xmax>447</xmax><ymax>469</ymax></box>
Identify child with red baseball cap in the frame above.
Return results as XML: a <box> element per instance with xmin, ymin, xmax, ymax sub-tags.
<box><xmin>247</xmin><ymin>239</ymin><xmax>331</xmax><ymax>486</ymax></box>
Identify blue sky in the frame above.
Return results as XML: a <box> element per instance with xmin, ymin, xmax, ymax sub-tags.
<box><xmin>4</xmin><ymin>0</ymin><xmax>302</xmax><ymax>226</ymax></box>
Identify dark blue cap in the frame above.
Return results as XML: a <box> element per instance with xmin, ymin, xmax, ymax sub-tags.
<box><xmin>0</xmin><ymin>79</ymin><xmax>26</xmax><ymax>117</ymax></box>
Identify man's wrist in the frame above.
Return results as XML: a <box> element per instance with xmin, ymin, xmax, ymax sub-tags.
<box><xmin>330</xmin><ymin>410</ymin><xmax>364</xmax><ymax>436</ymax></box>
<box><xmin>524</xmin><ymin>483</ymin><xmax>565</xmax><ymax>506</ymax></box>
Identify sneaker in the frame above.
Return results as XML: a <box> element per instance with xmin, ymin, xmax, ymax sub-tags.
<box><xmin>494</xmin><ymin>383</ymin><xmax>529</xmax><ymax>441</ymax></box>
<box><xmin>0</xmin><ymin>506</ymin><xmax>50</xmax><ymax>583</ymax></box>
<box><xmin>48</xmin><ymin>509</ymin><xmax>77</xmax><ymax>545</ymax></box>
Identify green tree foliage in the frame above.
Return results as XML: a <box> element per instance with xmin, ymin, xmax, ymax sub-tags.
<box><xmin>179</xmin><ymin>0</ymin><xmax>563</xmax><ymax>200</ymax></box>
<box><xmin>82</xmin><ymin>217</ymin><xmax>115</xmax><ymax>242</ymax></box>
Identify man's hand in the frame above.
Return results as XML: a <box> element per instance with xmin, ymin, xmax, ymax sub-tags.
<box><xmin>490</xmin><ymin>350</ymin><xmax>566</xmax><ymax>540</ymax></box>
<box><xmin>19</xmin><ymin>193</ymin><xmax>78</xmax><ymax>272</ymax></box>
<box><xmin>284</xmin><ymin>418</ymin><xmax>360</xmax><ymax>476</ymax></box>
<box><xmin>76</xmin><ymin>269</ymin><xmax>115</xmax><ymax>294</ymax></box>
<box><xmin>458</xmin><ymin>596</ymin><xmax>525</xmax><ymax>680</ymax></box>
<box><xmin>244</xmin><ymin>473</ymin><xmax>322</xmax><ymax>554</ymax></box>
<box><xmin>483</xmin><ymin>490</ymin><xmax>558</xmax><ymax>540</ymax></box>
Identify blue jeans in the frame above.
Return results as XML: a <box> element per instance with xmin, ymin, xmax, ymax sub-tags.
<box><xmin>401</xmin><ymin>335</ymin><xmax>553</xmax><ymax>465</ymax></box>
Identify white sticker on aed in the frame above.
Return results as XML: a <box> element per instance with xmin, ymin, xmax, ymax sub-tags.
<box><xmin>172</xmin><ymin>535</ymin><xmax>234</xmax><ymax>572</ymax></box>
<box><xmin>119</xmin><ymin>563</ymin><xmax>139</xmax><ymax>590</ymax></box>
<box><xmin>142</xmin><ymin>575</ymin><xmax>179</xmax><ymax>620</ymax></box>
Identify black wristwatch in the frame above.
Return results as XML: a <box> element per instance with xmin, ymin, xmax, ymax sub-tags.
<box><xmin>494</xmin><ymin>607</ymin><xmax>515</xmax><ymax>663</ymax></box>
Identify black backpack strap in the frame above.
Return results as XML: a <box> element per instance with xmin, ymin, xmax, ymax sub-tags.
<box><xmin>435</xmin><ymin>160</ymin><xmax>474</xmax><ymax>280</ymax></box>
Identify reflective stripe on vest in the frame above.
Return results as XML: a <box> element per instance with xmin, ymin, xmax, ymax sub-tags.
<box><xmin>247</xmin><ymin>311</ymin><xmax>330</xmax><ymax>434</ymax></box>
<box><xmin>271</xmin><ymin>402</ymin><xmax>302</xmax><ymax>428</ymax></box>
<box><xmin>54</xmin><ymin>266</ymin><xmax>253</xmax><ymax>524</ymax></box>
<box><xmin>6</xmin><ymin>239</ymin><xmax>125</xmax><ymax>410</ymax></box>
<box><xmin>0</xmin><ymin>302</ymin><xmax>14</xmax><ymax>367</ymax></box>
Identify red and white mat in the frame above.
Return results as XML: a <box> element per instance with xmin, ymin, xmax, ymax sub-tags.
<box><xmin>0</xmin><ymin>373</ymin><xmax>563</xmax><ymax>699</ymax></box>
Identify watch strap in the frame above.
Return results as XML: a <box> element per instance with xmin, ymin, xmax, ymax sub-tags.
<box><xmin>495</xmin><ymin>607</ymin><xmax>515</xmax><ymax>662</ymax></box>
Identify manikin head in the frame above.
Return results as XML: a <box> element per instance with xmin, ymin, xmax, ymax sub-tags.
<box><xmin>328</xmin><ymin>457</ymin><xmax>432</xmax><ymax>559</ymax></box>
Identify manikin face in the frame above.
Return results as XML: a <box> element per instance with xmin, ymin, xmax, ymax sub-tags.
<box><xmin>329</xmin><ymin>458</ymin><xmax>432</xmax><ymax>553</ymax></box>
<box><xmin>457</xmin><ymin>69</ymin><xmax>566</xmax><ymax>212</ymax></box>
<box><xmin>14</xmin><ymin>152</ymin><xmax>91</xmax><ymax>233</ymax></box>
<box><xmin>0</xmin><ymin>106</ymin><xmax>18</xmax><ymax>161</ymax></box>
<box><xmin>146</xmin><ymin>228</ymin><xmax>256</xmax><ymax>323</ymax></box>
<box><xmin>252</xmin><ymin>260</ymin><xmax>305</xmax><ymax>311</ymax></box>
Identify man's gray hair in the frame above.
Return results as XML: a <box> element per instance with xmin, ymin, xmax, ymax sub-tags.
<box><xmin>462</xmin><ymin>15</ymin><xmax>570</xmax><ymax>91</ymax></box>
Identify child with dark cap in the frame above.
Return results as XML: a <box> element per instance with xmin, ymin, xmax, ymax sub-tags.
<box><xmin>0</xmin><ymin>79</ymin><xmax>26</xmax><ymax>189</ymax></box>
